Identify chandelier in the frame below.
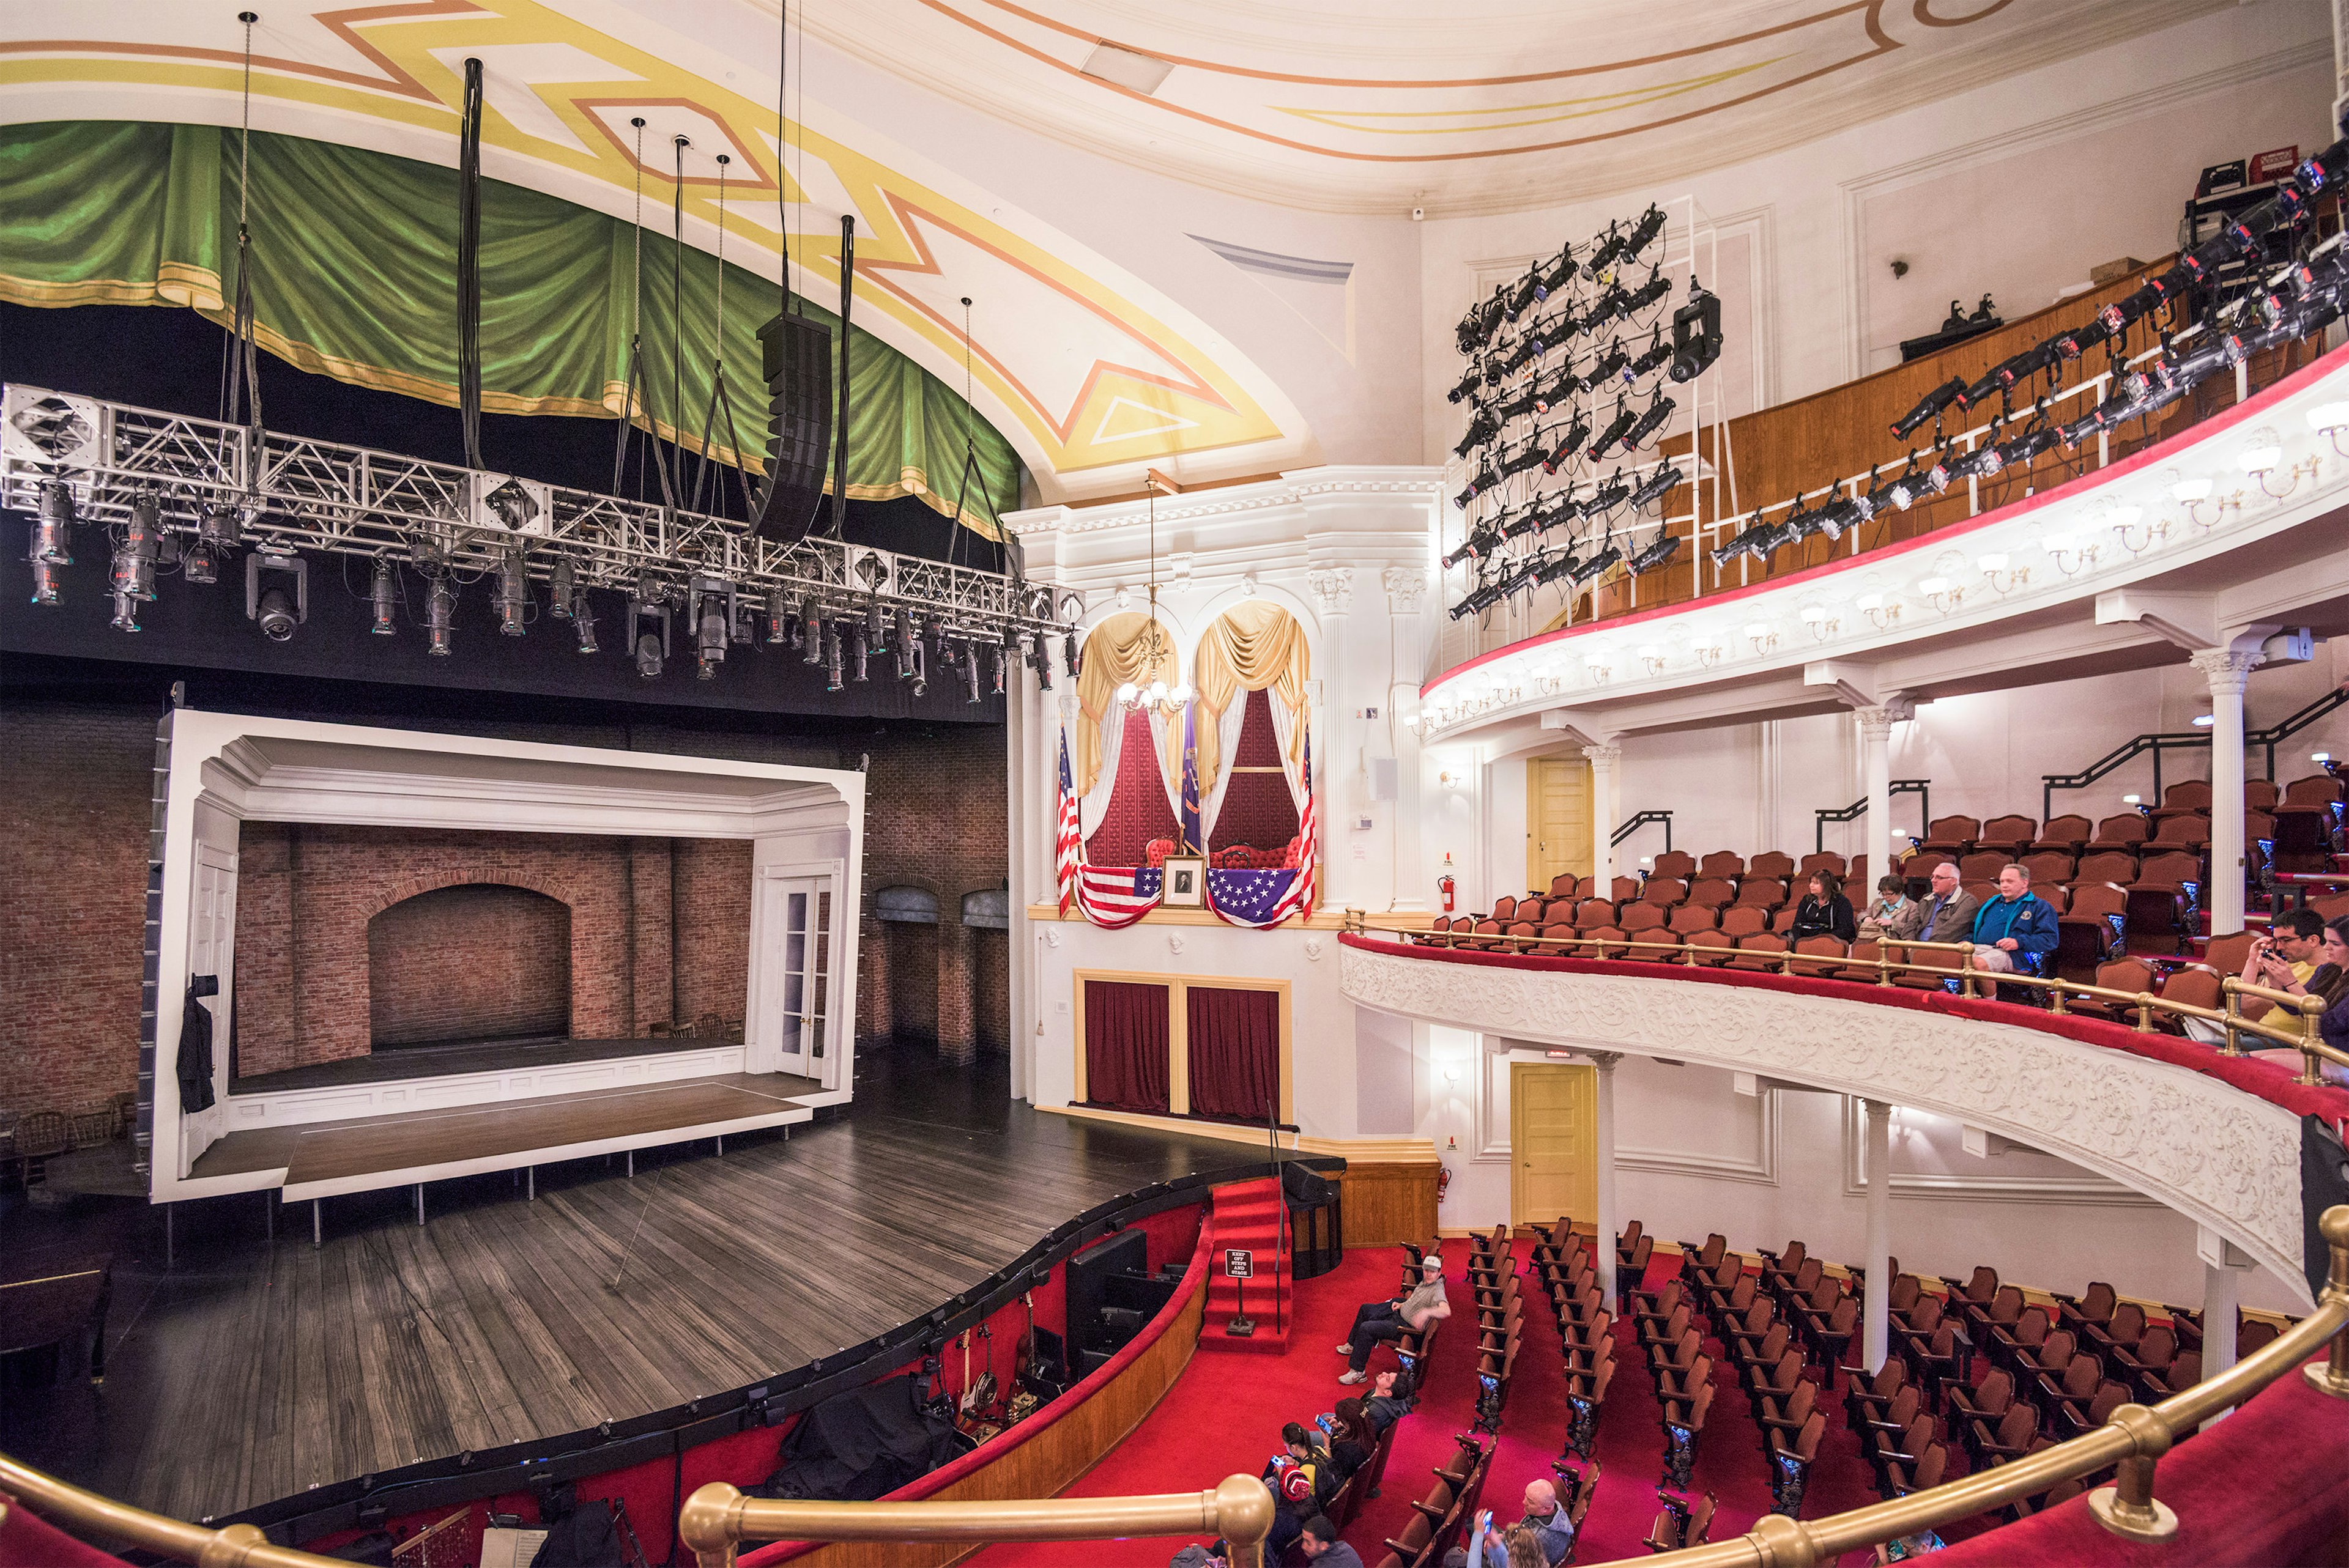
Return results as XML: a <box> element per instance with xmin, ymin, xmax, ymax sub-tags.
<box><xmin>1114</xmin><ymin>484</ymin><xmax>1192</xmax><ymax>714</ymax></box>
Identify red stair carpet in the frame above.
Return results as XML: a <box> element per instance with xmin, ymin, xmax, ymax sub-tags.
<box><xmin>1200</xmin><ymin>1177</ymin><xmax>1290</xmax><ymax>1354</ymax></box>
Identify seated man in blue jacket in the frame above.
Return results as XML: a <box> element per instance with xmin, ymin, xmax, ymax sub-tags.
<box><xmin>1970</xmin><ymin>864</ymin><xmax>2058</xmax><ymax>983</ymax></box>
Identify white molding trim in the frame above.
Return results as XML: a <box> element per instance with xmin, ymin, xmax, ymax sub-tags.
<box><xmin>1838</xmin><ymin>40</ymin><xmax>2330</xmax><ymax>378</ymax></box>
<box><xmin>1620</xmin><ymin>1090</ymin><xmax>1781</xmax><ymax>1188</ymax></box>
<box><xmin>1339</xmin><ymin>943</ymin><xmax>2314</xmax><ymax>1304</ymax></box>
<box><xmin>1836</xmin><ymin>1095</ymin><xmax>2159</xmax><ymax>1208</ymax></box>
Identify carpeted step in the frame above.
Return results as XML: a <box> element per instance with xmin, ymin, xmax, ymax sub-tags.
<box><xmin>1200</xmin><ymin>1177</ymin><xmax>1291</xmax><ymax>1353</ymax></box>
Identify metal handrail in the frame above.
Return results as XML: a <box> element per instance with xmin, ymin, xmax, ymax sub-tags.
<box><xmin>676</xmin><ymin>1476</ymin><xmax>1275</xmax><ymax>1568</ymax></box>
<box><xmin>1583</xmin><ymin>1204</ymin><xmax>2349</xmax><ymax>1567</ymax></box>
<box><xmin>0</xmin><ymin>1452</ymin><xmax>352</xmax><ymax>1567</ymax></box>
<box><xmin>2042</xmin><ymin>683</ymin><xmax>2349</xmax><ymax>818</ymax></box>
<box><xmin>1612</xmin><ymin>809</ymin><xmax>1674</xmax><ymax>852</ymax></box>
<box><xmin>1392</xmin><ymin>925</ymin><xmax>2343</xmax><ymax>1082</ymax></box>
<box><xmin>1814</xmin><ymin>780</ymin><xmax>1929</xmax><ymax>854</ymax></box>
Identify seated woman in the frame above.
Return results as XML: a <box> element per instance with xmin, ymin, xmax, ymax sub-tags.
<box><xmin>2245</xmin><ymin>915</ymin><xmax>2349</xmax><ymax>1087</ymax></box>
<box><xmin>1337</xmin><ymin>1255</ymin><xmax>1450</xmax><ymax>1384</ymax></box>
<box><xmin>1323</xmin><ymin>1399</ymin><xmax>1373</xmax><ymax>1484</ymax></box>
<box><xmin>1857</xmin><ymin>874</ymin><xmax>1917</xmax><ymax>941</ymax></box>
<box><xmin>1789</xmin><ymin>870</ymin><xmax>1857</xmax><ymax>943</ymax></box>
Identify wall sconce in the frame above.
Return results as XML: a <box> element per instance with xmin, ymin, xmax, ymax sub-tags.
<box><xmin>1637</xmin><ymin>643</ymin><xmax>1666</xmax><ymax>674</ymax></box>
<box><xmin>1797</xmin><ymin>603</ymin><xmax>1838</xmax><ymax>641</ymax></box>
<box><xmin>1439</xmin><ymin>768</ymin><xmax>1465</xmax><ymax>790</ymax></box>
<box><xmin>2306</xmin><ymin>402</ymin><xmax>2349</xmax><ymax>458</ymax></box>
<box><xmin>2237</xmin><ymin>426</ymin><xmax>2310</xmax><ymax>501</ymax></box>
<box><xmin>1854</xmin><ymin>592</ymin><xmax>1899</xmax><ymax>631</ymax></box>
<box><xmin>1744</xmin><ymin>621</ymin><xmax>1778</xmax><ymax>654</ymax></box>
<box><xmin>1583</xmin><ymin>649</ymin><xmax>1612</xmax><ymax>682</ymax></box>
<box><xmin>1690</xmin><ymin>636</ymin><xmax>1724</xmax><ymax>667</ymax></box>
<box><xmin>1443</xmin><ymin>1064</ymin><xmax>1462</xmax><ymax>1084</ymax></box>
<box><xmin>2121</xmin><ymin>793</ymin><xmax>2142</xmax><ymax>806</ymax></box>
<box><xmin>2039</xmin><ymin>531</ymin><xmax>2098</xmax><ymax>575</ymax></box>
<box><xmin>2190</xmin><ymin>712</ymin><xmax>2214</xmax><ymax>730</ymax></box>
<box><xmin>1916</xmin><ymin>575</ymin><xmax>1963</xmax><ymax>613</ymax></box>
<box><xmin>1977</xmin><ymin>552</ymin><xmax>2028</xmax><ymax>594</ymax></box>
<box><xmin>2163</xmin><ymin>468</ymin><xmax>2215</xmax><ymax>528</ymax></box>
<box><xmin>2106</xmin><ymin>505</ymin><xmax>2164</xmax><ymax>555</ymax></box>
<box><xmin>2312</xmin><ymin>750</ymin><xmax>2332</xmax><ymax>764</ymax></box>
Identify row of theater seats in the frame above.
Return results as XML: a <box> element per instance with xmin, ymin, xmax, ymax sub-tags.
<box><xmin>1520</xmin><ymin>1222</ymin><xmax>1633</xmax><ymax>1548</ymax></box>
<box><xmin>1540</xmin><ymin>1220</ymin><xmax>2292</xmax><ymax>1533</ymax></box>
<box><xmin>1363</xmin><ymin>1236</ymin><xmax>1500</xmax><ymax>1568</ymax></box>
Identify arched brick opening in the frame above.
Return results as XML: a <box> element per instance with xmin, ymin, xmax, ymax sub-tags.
<box><xmin>368</xmin><ymin>884</ymin><xmax>572</xmax><ymax>1049</ymax></box>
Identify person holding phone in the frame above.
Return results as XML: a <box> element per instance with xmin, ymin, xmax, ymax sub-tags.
<box><xmin>2184</xmin><ymin>909</ymin><xmax>2327</xmax><ymax>1043</ymax></box>
<box><xmin>1480</xmin><ymin>1479</ymin><xmax>1575</xmax><ymax>1566</ymax></box>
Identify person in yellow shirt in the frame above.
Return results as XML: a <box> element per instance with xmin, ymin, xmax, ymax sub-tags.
<box><xmin>2187</xmin><ymin>909</ymin><xmax>2325</xmax><ymax>1044</ymax></box>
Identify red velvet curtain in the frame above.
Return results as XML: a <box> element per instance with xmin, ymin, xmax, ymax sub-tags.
<box><xmin>1186</xmin><ymin>986</ymin><xmax>1280</xmax><ymax>1122</ymax></box>
<box><xmin>1083</xmin><ymin>980</ymin><xmax>1170</xmax><ymax>1112</ymax></box>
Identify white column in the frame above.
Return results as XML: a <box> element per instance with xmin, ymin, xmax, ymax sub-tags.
<box><xmin>1007</xmin><ymin>680</ymin><xmax>1030</xmax><ymax>1102</ymax></box>
<box><xmin>2198</xmin><ymin>1226</ymin><xmax>2254</xmax><ymax>1426</ymax></box>
<box><xmin>1857</xmin><ymin>706</ymin><xmax>1899</xmax><ymax>885</ymax></box>
<box><xmin>1584</xmin><ymin>742</ymin><xmax>1622</xmax><ymax>894</ymax></box>
<box><xmin>1386</xmin><ymin>567</ymin><xmax>1429</xmax><ymax>911</ymax></box>
<box><xmin>2191</xmin><ymin>649</ymin><xmax>2262</xmax><ymax>936</ymax></box>
<box><xmin>1589</xmin><ymin>1051</ymin><xmax>1620</xmax><ymax>1304</ymax></box>
<box><xmin>1862</xmin><ymin>1097</ymin><xmax>1894</xmax><ymax>1374</ymax></box>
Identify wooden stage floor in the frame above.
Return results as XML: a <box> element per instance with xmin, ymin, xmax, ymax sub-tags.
<box><xmin>1</xmin><ymin>1046</ymin><xmax>1264</xmax><ymax>1523</ymax></box>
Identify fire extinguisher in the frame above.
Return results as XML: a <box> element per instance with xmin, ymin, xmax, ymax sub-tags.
<box><xmin>1438</xmin><ymin>875</ymin><xmax>1456</xmax><ymax>913</ymax></box>
<box><xmin>1436</xmin><ymin>1163</ymin><xmax>1452</xmax><ymax>1206</ymax></box>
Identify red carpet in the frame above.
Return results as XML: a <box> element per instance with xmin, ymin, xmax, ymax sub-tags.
<box><xmin>1200</xmin><ymin>1178</ymin><xmax>1291</xmax><ymax>1354</ymax></box>
<box><xmin>963</xmin><ymin>1238</ymin><xmax>2011</xmax><ymax>1567</ymax></box>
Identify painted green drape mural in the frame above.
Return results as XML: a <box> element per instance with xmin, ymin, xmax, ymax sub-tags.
<box><xmin>0</xmin><ymin>120</ymin><xmax>1022</xmax><ymax>534</ymax></box>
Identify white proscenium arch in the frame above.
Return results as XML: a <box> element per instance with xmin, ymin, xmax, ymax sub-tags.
<box><xmin>1339</xmin><ymin>942</ymin><xmax>2317</xmax><ymax>1306</ymax></box>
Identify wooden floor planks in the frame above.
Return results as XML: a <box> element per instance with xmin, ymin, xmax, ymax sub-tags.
<box><xmin>24</xmin><ymin>1059</ymin><xmax>1258</xmax><ymax>1523</ymax></box>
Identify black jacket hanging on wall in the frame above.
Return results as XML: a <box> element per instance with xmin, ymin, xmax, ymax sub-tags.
<box><xmin>177</xmin><ymin>974</ymin><xmax>219</xmax><ymax>1113</ymax></box>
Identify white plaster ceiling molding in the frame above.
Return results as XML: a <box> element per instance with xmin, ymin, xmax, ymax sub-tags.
<box><xmin>1414</xmin><ymin>355</ymin><xmax>2349</xmax><ymax>742</ymax></box>
<box><xmin>0</xmin><ymin>1</ymin><xmax>1309</xmax><ymax>500</ymax></box>
<box><xmin>1337</xmin><ymin>941</ymin><xmax>2314</xmax><ymax>1299</ymax></box>
<box><xmin>786</xmin><ymin>0</ymin><xmax>2233</xmax><ymax>215</ymax></box>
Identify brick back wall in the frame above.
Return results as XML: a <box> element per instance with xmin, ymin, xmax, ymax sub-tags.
<box><xmin>672</xmin><ymin>839</ymin><xmax>753</xmax><ymax>1035</ymax></box>
<box><xmin>369</xmin><ymin>884</ymin><xmax>571</xmax><ymax>1047</ymax></box>
<box><xmin>0</xmin><ymin>703</ymin><xmax>157</xmax><ymax>1120</ymax></box>
<box><xmin>0</xmin><ymin>689</ymin><xmax>1012</xmax><ymax>1116</ymax></box>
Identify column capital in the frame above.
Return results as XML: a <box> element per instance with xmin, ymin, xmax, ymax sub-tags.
<box><xmin>1381</xmin><ymin>565</ymin><xmax>1427</xmax><ymax>616</ymax></box>
<box><xmin>1308</xmin><ymin>566</ymin><xmax>1356</xmax><ymax>618</ymax></box>
<box><xmin>1579</xmin><ymin>1049</ymin><xmax>1623</xmax><ymax>1073</ymax></box>
<box><xmin>1581</xmin><ymin>742</ymin><xmax>1623</xmax><ymax>766</ymax></box>
<box><xmin>1861</xmin><ymin>1096</ymin><xmax>1895</xmax><ymax>1121</ymax></box>
<box><xmin>2188</xmin><ymin>646</ymin><xmax>2263</xmax><ymax>694</ymax></box>
<box><xmin>1854</xmin><ymin>701</ymin><xmax>1913</xmax><ymax>739</ymax></box>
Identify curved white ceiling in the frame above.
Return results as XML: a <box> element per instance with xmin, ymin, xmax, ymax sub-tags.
<box><xmin>793</xmin><ymin>0</ymin><xmax>2236</xmax><ymax>215</ymax></box>
<box><xmin>0</xmin><ymin>1</ymin><xmax>1314</xmax><ymax>500</ymax></box>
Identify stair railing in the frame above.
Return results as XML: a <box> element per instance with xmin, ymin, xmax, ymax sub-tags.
<box><xmin>1814</xmin><ymin>780</ymin><xmax>1930</xmax><ymax>854</ymax></box>
<box><xmin>1612</xmin><ymin>809</ymin><xmax>1674</xmax><ymax>854</ymax></box>
<box><xmin>2043</xmin><ymin>682</ymin><xmax>2347</xmax><ymax>819</ymax></box>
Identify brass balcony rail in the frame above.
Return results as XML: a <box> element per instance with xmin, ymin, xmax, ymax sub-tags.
<box><xmin>1382</xmin><ymin>923</ymin><xmax>2344</xmax><ymax>1085</ymax></box>
<box><xmin>675</xmin><ymin>1474</ymin><xmax>1275</xmax><ymax>1568</ymax></box>
<box><xmin>0</xmin><ymin>1452</ymin><xmax>351</xmax><ymax>1567</ymax></box>
<box><xmin>1583</xmin><ymin>1204</ymin><xmax>2349</xmax><ymax>1567</ymax></box>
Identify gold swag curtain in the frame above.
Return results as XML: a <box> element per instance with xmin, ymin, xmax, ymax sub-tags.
<box><xmin>1074</xmin><ymin>612</ymin><xmax>1179</xmax><ymax>797</ymax></box>
<box><xmin>1191</xmin><ymin>600</ymin><xmax>1310</xmax><ymax>793</ymax></box>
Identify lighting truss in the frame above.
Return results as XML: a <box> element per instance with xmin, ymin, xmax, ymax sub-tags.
<box><xmin>1</xmin><ymin>384</ymin><xmax>1075</xmax><ymax>650</ymax></box>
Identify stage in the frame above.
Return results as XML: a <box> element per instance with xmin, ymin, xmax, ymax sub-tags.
<box><xmin>228</xmin><ymin>1034</ymin><xmax>736</xmax><ymax>1095</ymax></box>
<box><xmin>3</xmin><ymin>1045</ymin><xmax>1270</xmax><ymax>1525</ymax></box>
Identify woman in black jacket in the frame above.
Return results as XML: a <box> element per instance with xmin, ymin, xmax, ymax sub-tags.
<box><xmin>1790</xmin><ymin>870</ymin><xmax>1857</xmax><ymax>943</ymax></box>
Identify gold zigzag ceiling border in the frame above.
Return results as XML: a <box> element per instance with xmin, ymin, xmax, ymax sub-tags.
<box><xmin>0</xmin><ymin>0</ymin><xmax>1293</xmax><ymax>481</ymax></box>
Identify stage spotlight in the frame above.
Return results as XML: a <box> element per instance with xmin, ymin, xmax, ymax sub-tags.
<box><xmin>1589</xmin><ymin>399</ymin><xmax>1637</xmax><ymax>460</ymax></box>
<box><xmin>1570</xmin><ymin>544</ymin><xmax>1623</xmax><ymax>585</ymax></box>
<box><xmin>908</xmin><ymin>640</ymin><xmax>929</xmax><ymax>700</ymax></box>
<box><xmin>1621</xmin><ymin>265</ymin><xmax>1672</xmax><ymax>317</ymax></box>
<box><xmin>549</xmin><ymin>557</ymin><xmax>574</xmax><ymax>619</ymax></box>
<box><xmin>181</xmin><ymin>541</ymin><xmax>218</xmax><ymax>585</ymax></box>
<box><xmin>424</xmin><ymin>577</ymin><xmax>456</xmax><ymax>656</ymax></box>
<box><xmin>495</xmin><ymin>546</ymin><xmax>530</xmax><ymax>637</ymax></box>
<box><xmin>111</xmin><ymin>493</ymin><xmax>163</xmax><ymax>608</ymax></box>
<box><xmin>765</xmin><ymin>586</ymin><xmax>790</xmax><ymax>644</ymax></box>
<box><xmin>990</xmin><ymin>640</ymin><xmax>1008</xmax><ymax>695</ymax></box>
<box><xmin>1579</xmin><ymin>472</ymin><xmax>1632</xmax><ymax>517</ymax></box>
<box><xmin>1580</xmin><ymin>343</ymin><xmax>1631</xmax><ymax>390</ymax></box>
<box><xmin>694</xmin><ymin>596</ymin><xmax>729</xmax><ymax>679</ymax></box>
<box><xmin>1891</xmin><ymin>377</ymin><xmax>1969</xmax><ymax>439</ymax></box>
<box><xmin>1627</xmin><ymin>464</ymin><xmax>1683</xmax><ymax>511</ymax></box>
<box><xmin>893</xmin><ymin>613</ymin><xmax>919</xmax><ymax>680</ymax></box>
<box><xmin>110</xmin><ymin>587</ymin><xmax>142</xmax><ymax>631</ymax></box>
<box><xmin>1534</xmin><ymin>244</ymin><xmax>1576</xmax><ymax>300</ymax></box>
<box><xmin>198</xmin><ymin>501</ymin><xmax>242</xmax><ymax>554</ymax></box>
<box><xmin>800</xmin><ymin>597</ymin><xmax>825</xmax><ymax>664</ymax></box>
<box><xmin>1062</xmin><ymin>627</ymin><xmax>1082</xmax><ymax>678</ymax></box>
<box><xmin>1453</xmin><ymin>409</ymin><xmax>1500</xmax><ymax>459</ymax></box>
<box><xmin>1619</xmin><ymin>394</ymin><xmax>1676</xmax><ymax>454</ymax></box>
<box><xmin>371</xmin><ymin>557</ymin><xmax>398</xmax><ymax>634</ymax></box>
<box><xmin>1624</xmin><ymin>203</ymin><xmax>1668</xmax><ymax>258</ymax></box>
<box><xmin>572</xmin><ymin>588</ymin><xmax>598</xmax><ymax>654</ymax></box>
<box><xmin>1585</xmin><ymin>218</ymin><xmax>1628</xmax><ymax>276</ymax></box>
<box><xmin>732</xmin><ymin>603</ymin><xmax>754</xmax><ymax>645</ymax></box>
<box><xmin>1531</xmin><ymin>550</ymin><xmax>1581</xmax><ymax>589</ymax></box>
<box><xmin>1669</xmin><ymin>281</ymin><xmax>1723</xmax><ymax>383</ymax></box>
<box><xmin>245</xmin><ymin>551</ymin><xmax>308</xmax><ymax>642</ymax></box>
<box><xmin>825</xmin><ymin>622</ymin><xmax>845</xmax><ymax>692</ymax></box>
<box><xmin>1628</xmin><ymin>528</ymin><xmax>1679</xmax><ymax>574</ymax></box>
<box><xmin>31</xmin><ymin>478</ymin><xmax>75</xmax><ymax>571</ymax></box>
<box><xmin>28</xmin><ymin>559</ymin><xmax>61</xmax><ymax>607</ymax></box>
<box><xmin>1627</xmin><ymin>329</ymin><xmax>1674</xmax><ymax>382</ymax></box>
<box><xmin>629</xmin><ymin>596</ymin><xmax>671</xmax><ymax>678</ymax></box>
<box><xmin>849</xmin><ymin>622</ymin><xmax>871</xmax><ymax>682</ymax></box>
<box><xmin>962</xmin><ymin>642</ymin><xmax>983</xmax><ymax>704</ymax></box>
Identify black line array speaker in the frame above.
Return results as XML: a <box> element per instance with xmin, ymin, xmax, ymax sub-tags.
<box><xmin>752</xmin><ymin>309</ymin><xmax>834</xmax><ymax>545</ymax></box>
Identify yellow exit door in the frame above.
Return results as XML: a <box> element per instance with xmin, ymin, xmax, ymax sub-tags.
<box><xmin>1527</xmin><ymin>755</ymin><xmax>1594</xmax><ymax>895</ymax></box>
<box><xmin>1510</xmin><ymin>1062</ymin><xmax>1597</xmax><ymax>1232</ymax></box>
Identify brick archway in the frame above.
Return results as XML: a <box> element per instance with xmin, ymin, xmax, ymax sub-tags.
<box><xmin>368</xmin><ymin>884</ymin><xmax>573</xmax><ymax>1049</ymax></box>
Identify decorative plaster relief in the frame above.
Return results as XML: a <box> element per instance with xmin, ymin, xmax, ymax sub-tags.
<box><xmin>1340</xmin><ymin>945</ymin><xmax>2310</xmax><ymax>1301</ymax></box>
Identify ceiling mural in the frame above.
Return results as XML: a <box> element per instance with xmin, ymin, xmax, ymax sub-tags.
<box><xmin>799</xmin><ymin>0</ymin><xmax>2237</xmax><ymax>213</ymax></box>
<box><xmin>0</xmin><ymin>1</ymin><xmax>1312</xmax><ymax>498</ymax></box>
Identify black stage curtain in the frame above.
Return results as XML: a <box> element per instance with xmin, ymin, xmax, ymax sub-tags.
<box><xmin>1186</xmin><ymin>985</ymin><xmax>1278</xmax><ymax>1122</ymax></box>
<box><xmin>1083</xmin><ymin>980</ymin><xmax>1169</xmax><ymax>1113</ymax></box>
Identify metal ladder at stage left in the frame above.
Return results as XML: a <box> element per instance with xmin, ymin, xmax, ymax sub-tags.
<box><xmin>0</xmin><ymin>383</ymin><xmax>1078</xmax><ymax>640</ymax></box>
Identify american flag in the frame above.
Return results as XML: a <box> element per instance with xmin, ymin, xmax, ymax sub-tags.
<box><xmin>1204</xmin><ymin>730</ymin><xmax>1318</xmax><ymax>928</ymax></box>
<box><xmin>1077</xmin><ymin>865</ymin><xmax>1163</xmax><ymax>928</ymax></box>
<box><xmin>1055</xmin><ymin>726</ymin><xmax>1081</xmax><ymax>915</ymax></box>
